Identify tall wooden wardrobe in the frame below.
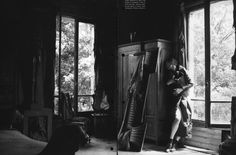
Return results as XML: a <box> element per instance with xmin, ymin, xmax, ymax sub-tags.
<box><xmin>117</xmin><ymin>39</ymin><xmax>172</xmax><ymax>145</ymax></box>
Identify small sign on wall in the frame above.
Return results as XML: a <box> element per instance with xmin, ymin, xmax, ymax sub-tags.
<box><xmin>124</xmin><ymin>0</ymin><xmax>146</xmax><ymax>10</ymax></box>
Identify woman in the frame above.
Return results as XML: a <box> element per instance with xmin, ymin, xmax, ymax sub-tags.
<box><xmin>165</xmin><ymin>58</ymin><xmax>193</xmax><ymax>152</ymax></box>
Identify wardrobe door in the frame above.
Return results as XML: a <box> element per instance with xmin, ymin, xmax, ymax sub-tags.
<box><xmin>145</xmin><ymin>72</ymin><xmax>158</xmax><ymax>141</ymax></box>
<box><xmin>144</xmin><ymin>39</ymin><xmax>172</xmax><ymax>145</ymax></box>
<box><xmin>117</xmin><ymin>43</ymin><xmax>142</xmax><ymax>126</ymax></box>
<box><xmin>156</xmin><ymin>40</ymin><xmax>172</xmax><ymax>145</ymax></box>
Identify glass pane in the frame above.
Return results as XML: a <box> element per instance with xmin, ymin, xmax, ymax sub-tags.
<box><xmin>78</xmin><ymin>96</ymin><xmax>94</xmax><ymax>112</ymax></box>
<box><xmin>78</xmin><ymin>22</ymin><xmax>95</xmax><ymax>95</ymax></box>
<box><xmin>54</xmin><ymin>16</ymin><xmax>60</xmax><ymax>115</ymax></box>
<box><xmin>61</xmin><ymin>17</ymin><xmax>75</xmax><ymax>95</ymax></box>
<box><xmin>211</xmin><ymin>103</ymin><xmax>231</xmax><ymax>124</ymax></box>
<box><xmin>55</xmin><ymin>15</ymin><xmax>60</xmax><ymax>96</ymax></box>
<box><xmin>188</xmin><ymin>9</ymin><xmax>205</xmax><ymax>121</ymax></box>
<box><xmin>210</xmin><ymin>0</ymin><xmax>236</xmax><ymax>102</ymax></box>
<box><xmin>191</xmin><ymin>100</ymin><xmax>205</xmax><ymax>121</ymax></box>
<box><xmin>54</xmin><ymin>97</ymin><xmax>59</xmax><ymax>115</ymax></box>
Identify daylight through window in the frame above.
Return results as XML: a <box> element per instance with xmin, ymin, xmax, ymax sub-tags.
<box><xmin>188</xmin><ymin>0</ymin><xmax>236</xmax><ymax>126</ymax></box>
<box><xmin>54</xmin><ymin>15</ymin><xmax>95</xmax><ymax>115</ymax></box>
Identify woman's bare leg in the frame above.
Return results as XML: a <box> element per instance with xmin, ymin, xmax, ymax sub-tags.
<box><xmin>166</xmin><ymin>107</ymin><xmax>182</xmax><ymax>152</ymax></box>
<box><xmin>170</xmin><ymin>107</ymin><xmax>181</xmax><ymax>139</ymax></box>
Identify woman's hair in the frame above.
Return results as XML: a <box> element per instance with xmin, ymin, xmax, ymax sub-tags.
<box><xmin>165</xmin><ymin>58</ymin><xmax>178</xmax><ymax>69</ymax></box>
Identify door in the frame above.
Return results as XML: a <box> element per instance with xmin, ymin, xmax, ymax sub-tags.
<box><xmin>188</xmin><ymin>0</ymin><xmax>236</xmax><ymax>126</ymax></box>
<box><xmin>117</xmin><ymin>43</ymin><xmax>142</xmax><ymax>126</ymax></box>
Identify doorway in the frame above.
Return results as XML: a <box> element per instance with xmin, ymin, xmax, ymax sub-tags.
<box><xmin>188</xmin><ymin>0</ymin><xmax>236</xmax><ymax>126</ymax></box>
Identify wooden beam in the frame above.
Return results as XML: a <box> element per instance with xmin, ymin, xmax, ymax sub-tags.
<box><xmin>74</xmin><ymin>19</ymin><xmax>78</xmax><ymax>113</ymax></box>
<box><xmin>204</xmin><ymin>0</ymin><xmax>211</xmax><ymax>128</ymax></box>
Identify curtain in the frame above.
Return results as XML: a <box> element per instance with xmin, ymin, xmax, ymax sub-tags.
<box><xmin>33</xmin><ymin>48</ymin><xmax>45</xmax><ymax>109</ymax></box>
<box><xmin>93</xmin><ymin>46</ymin><xmax>104</xmax><ymax>111</ymax></box>
<box><xmin>176</xmin><ymin>2</ymin><xmax>188</xmax><ymax>69</ymax></box>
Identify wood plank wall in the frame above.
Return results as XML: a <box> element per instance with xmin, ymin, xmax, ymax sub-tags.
<box><xmin>185</xmin><ymin>127</ymin><xmax>223</xmax><ymax>152</ymax></box>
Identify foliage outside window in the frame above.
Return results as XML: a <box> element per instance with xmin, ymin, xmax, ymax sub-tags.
<box><xmin>188</xmin><ymin>0</ymin><xmax>236</xmax><ymax>125</ymax></box>
<box><xmin>54</xmin><ymin>16</ymin><xmax>95</xmax><ymax>115</ymax></box>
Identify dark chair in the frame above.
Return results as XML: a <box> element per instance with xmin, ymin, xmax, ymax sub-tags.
<box><xmin>38</xmin><ymin>124</ymin><xmax>89</xmax><ymax>155</ymax></box>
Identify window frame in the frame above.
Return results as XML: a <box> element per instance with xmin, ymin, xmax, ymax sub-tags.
<box><xmin>186</xmin><ymin>0</ymin><xmax>233</xmax><ymax>128</ymax></box>
<box><xmin>54</xmin><ymin>13</ymin><xmax>96</xmax><ymax>115</ymax></box>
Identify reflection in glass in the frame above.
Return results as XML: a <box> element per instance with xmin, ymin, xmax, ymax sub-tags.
<box><xmin>188</xmin><ymin>9</ymin><xmax>205</xmax><ymax>121</ymax></box>
<box><xmin>191</xmin><ymin>100</ymin><xmax>205</xmax><ymax>121</ymax></box>
<box><xmin>211</xmin><ymin>103</ymin><xmax>231</xmax><ymax>124</ymax></box>
<box><xmin>78</xmin><ymin>22</ymin><xmax>95</xmax><ymax>95</ymax></box>
<box><xmin>78</xmin><ymin>96</ymin><xmax>94</xmax><ymax>112</ymax></box>
<box><xmin>210</xmin><ymin>0</ymin><xmax>236</xmax><ymax>101</ymax></box>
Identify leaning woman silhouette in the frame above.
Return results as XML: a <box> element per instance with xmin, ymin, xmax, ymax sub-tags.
<box><xmin>165</xmin><ymin>58</ymin><xmax>193</xmax><ymax>152</ymax></box>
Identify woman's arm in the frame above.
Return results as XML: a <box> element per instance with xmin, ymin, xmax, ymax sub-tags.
<box><xmin>173</xmin><ymin>82</ymin><xmax>193</xmax><ymax>96</ymax></box>
<box><xmin>166</xmin><ymin>75</ymin><xmax>176</xmax><ymax>86</ymax></box>
<box><xmin>173</xmin><ymin>67</ymin><xmax>193</xmax><ymax>96</ymax></box>
<box><xmin>182</xmin><ymin>83</ymin><xmax>193</xmax><ymax>91</ymax></box>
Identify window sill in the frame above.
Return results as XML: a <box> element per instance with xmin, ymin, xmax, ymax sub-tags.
<box><xmin>192</xmin><ymin>119</ymin><xmax>230</xmax><ymax>128</ymax></box>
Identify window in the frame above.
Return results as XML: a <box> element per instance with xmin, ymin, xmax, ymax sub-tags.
<box><xmin>188</xmin><ymin>0</ymin><xmax>236</xmax><ymax>126</ymax></box>
<box><xmin>54</xmin><ymin>15</ymin><xmax>95</xmax><ymax>115</ymax></box>
<box><xmin>189</xmin><ymin>8</ymin><xmax>205</xmax><ymax>122</ymax></box>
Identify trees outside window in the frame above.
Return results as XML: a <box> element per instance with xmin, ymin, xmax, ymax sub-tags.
<box><xmin>54</xmin><ymin>16</ymin><xmax>95</xmax><ymax>115</ymax></box>
<box><xmin>188</xmin><ymin>0</ymin><xmax>236</xmax><ymax>126</ymax></box>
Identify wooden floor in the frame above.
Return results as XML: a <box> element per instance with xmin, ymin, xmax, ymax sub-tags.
<box><xmin>0</xmin><ymin>130</ymin><xmax>46</xmax><ymax>155</ymax></box>
<box><xmin>77</xmin><ymin>138</ymin><xmax>217</xmax><ymax>155</ymax></box>
<box><xmin>0</xmin><ymin>130</ymin><xmax>218</xmax><ymax>155</ymax></box>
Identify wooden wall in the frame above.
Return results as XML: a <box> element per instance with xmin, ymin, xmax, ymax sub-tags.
<box><xmin>185</xmin><ymin>127</ymin><xmax>227</xmax><ymax>152</ymax></box>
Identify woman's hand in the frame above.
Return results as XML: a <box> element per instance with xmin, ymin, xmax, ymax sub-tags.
<box><xmin>173</xmin><ymin>88</ymin><xmax>183</xmax><ymax>96</ymax></box>
<box><xmin>166</xmin><ymin>78</ymin><xmax>176</xmax><ymax>85</ymax></box>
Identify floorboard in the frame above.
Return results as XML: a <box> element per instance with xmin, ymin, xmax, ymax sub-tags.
<box><xmin>76</xmin><ymin>137</ymin><xmax>217</xmax><ymax>155</ymax></box>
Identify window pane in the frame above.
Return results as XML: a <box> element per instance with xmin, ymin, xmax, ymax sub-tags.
<box><xmin>188</xmin><ymin>9</ymin><xmax>205</xmax><ymax>121</ymax></box>
<box><xmin>78</xmin><ymin>96</ymin><xmax>94</xmax><ymax>112</ymax></box>
<box><xmin>54</xmin><ymin>97</ymin><xmax>59</xmax><ymax>115</ymax></box>
<box><xmin>54</xmin><ymin>15</ymin><xmax>60</xmax><ymax>115</ymax></box>
<box><xmin>55</xmin><ymin>16</ymin><xmax>60</xmax><ymax>97</ymax></box>
<box><xmin>189</xmin><ymin>9</ymin><xmax>205</xmax><ymax>99</ymax></box>
<box><xmin>78</xmin><ymin>22</ymin><xmax>95</xmax><ymax>95</ymax></box>
<box><xmin>211</xmin><ymin>103</ymin><xmax>231</xmax><ymax>124</ymax></box>
<box><xmin>61</xmin><ymin>17</ymin><xmax>75</xmax><ymax>95</ymax></box>
<box><xmin>210</xmin><ymin>0</ymin><xmax>236</xmax><ymax>102</ymax></box>
<box><xmin>191</xmin><ymin>100</ymin><xmax>205</xmax><ymax>121</ymax></box>
<box><xmin>55</xmin><ymin>16</ymin><xmax>75</xmax><ymax>115</ymax></box>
